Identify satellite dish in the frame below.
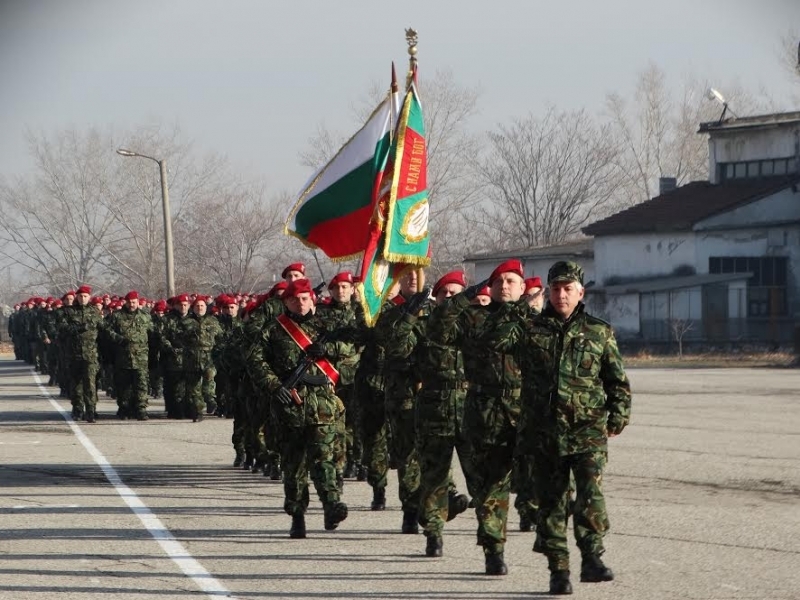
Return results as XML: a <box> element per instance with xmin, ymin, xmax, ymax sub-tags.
<box><xmin>707</xmin><ymin>88</ymin><xmax>726</xmax><ymax>104</ymax></box>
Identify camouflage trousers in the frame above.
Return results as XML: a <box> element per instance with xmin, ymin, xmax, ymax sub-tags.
<box><xmin>114</xmin><ymin>366</ymin><xmax>149</xmax><ymax>417</ymax></box>
<box><xmin>355</xmin><ymin>374</ymin><xmax>388</xmax><ymax>492</ymax></box>
<box><xmin>532</xmin><ymin>449</ymin><xmax>609</xmax><ymax>570</ymax></box>
<box><xmin>70</xmin><ymin>359</ymin><xmax>99</xmax><ymax>418</ymax></box>
<box><xmin>163</xmin><ymin>369</ymin><xmax>184</xmax><ymax>418</ymax></box>
<box><xmin>280</xmin><ymin>424</ymin><xmax>340</xmax><ymax>516</ymax></box>
<box><xmin>385</xmin><ymin>403</ymin><xmax>420</xmax><ymax>514</ymax></box>
<box><xmin>184</xmin><ymin>365</ymin><xmax>215</xmax><ymax>419</ymax></box>
<box><xmin>333</xmin><ymin>385</ymin><xmax>362</xmax><ymax>474</ymax></box>
<box><xmin>464</xmin><ymin>390</ymin><xmax>521</xmax><ymax>555</ymax></box>
<box><xmin>512</xmin><ymin>453</ymin><xmax>539</xmax><ymax>525</ymax></box>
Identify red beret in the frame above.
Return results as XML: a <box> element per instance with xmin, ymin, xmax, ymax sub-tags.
<box><xmin>153</xmin><ymin>300</ymin><xmax>167</xmax><ymax>312</ymax></box>
<box><xmin>524</xmin><ymin>277</ymin><xmax>543</xmax><ymax>291</ymax></box>
<box><xmin>477</xmin><ymin>285</ymin><xmax>491</xmax><ymax>297</ymax></box>
<box><xmin>268</xmin><ymin>281</ymin><xmax>288</xmax><ymax>298</ymax></box>
<box><xmin>53</xmin><ymin>299</ymin><xmax>63</xmax><ymax>307</ymax></box>
<box><xmin>91</xmin><ymin>296</ymin><xmax>103</xmax><ymax>305</ymax></box>
<box><xmin>488</xmin><ymin>259</ymin><xmax>524</xmax><ymax>285</ymax></box>
<box><xmin>76</xmin><ymin>285</ymin><xmax>92</xmax><ymax>295</ymax></box>
<box><xmin>175</xmin><ymin>293</ymin><xmax>190</xmax><ymax>303</ymax></box>
<box><xmin>65</xmin><ymin>290</ymin><xmax>76</xmax><ymax>296</ymax></box>
<box><xmin>328</xmin><ymin>271</ymin><xmax>354</xmax><ymax>288</ymax></box>
<box><xmin>284</xmin><ymin>278</ymin><xmax>313</xmax><ymax>298</ymax></box>
<box><xmin>281</xmin><ymin>262</ymin><xmax>305</xmax><ymax>279</ymax></box>
<box><xmin>433</xmin><ymin>271</ymin><xmax>467</xmax><ymax>296</ymax></box>
<box><xmin>192</xmin><ymin>295</ymin><xmax>209</xmax><ymax>305</ymax></box>
<box><xmin>125</xmin><ymin>290</ymin><xmax>139</xmax><ymax>301</ymax></box>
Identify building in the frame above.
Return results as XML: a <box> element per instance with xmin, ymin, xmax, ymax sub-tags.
<box><xmin>464</xmin><ymin>239</ymin><xmax>594</xmax><ymax>284</ymax></box>
<box><xmin>584</xmin><ymin>111</ymin><xmax>800</xmax><ymax>343</ymax></box>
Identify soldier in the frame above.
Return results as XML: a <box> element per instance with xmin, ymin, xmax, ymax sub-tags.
<box><xmin>524</xmin><ymin>276</ymin><xmax>545</xmax><ymax>312</ymax></box>
<box><xmin>246</xmin><ymin>278</ymin><xmax>347</xmax><ymax>538</ymax></box>
<box><xmin>185</xmin><ymin>295</ymin><xmax>223</xmax><ymax>422</ymax></box>
<box><xmin>160</xmin><ymin>294</ymin><xmax>193</xmax><ymax>418</ymax></box>
<box><xmin>425</xmin><ymin>259</ymin><xmax>528</xmax><ymax>575</ymax></box>
<box><xmin>62</xmin><ymin>285</ymin><xmax>105</xmax><ymax>422</ymax></box>
<box><xmin>282</xmin><ymin>262</ymin><xmax>306</xmax><ymax>282</ymax></box>
<box><xmin>395</xmin><ymin>270</ymin><xmax>475</xmax><ymax>558</ymax></box>
<box><xmin>485</xmin><ymin>261</ymin><xmax>631</xmax><ymax>595</ymax></box>
<box><xmin>8</xmin><ymin>304</ymin><xmax>22</xmax><ymax>360</ymax></box>
<box><xmin>472</xmin><ymin>285</ymin><xmax>492</xmax><ymax>307</ymax></box>
<box><xmin>316</xmin><ymin>271</ymin><xmax>363</xmax><ymax>488</ymax></box>
<box><xmin>106</xmin><ymin>291</ymin><xmax>153</xmax><ymax>420</ymax></box>
<box><xmin>148</xmin><ymin>299</ymin><xmax>167</xmax><ymax>399</ymax></box>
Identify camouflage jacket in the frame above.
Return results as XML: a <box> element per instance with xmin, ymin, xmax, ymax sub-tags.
<box><xmin>183</xmin><ymin>313</ymin><xmax>223</xmax><ymax>371</ymax></box>
<box><xmin>485</xmin><ymin>302</ymin><xmax>632</xmax><ymax>456</ymax></box>
<box><xmin>61</xmin><ymin>303</ymin><xmax>105</xmax><ymax>362</ymax></box>
<box><xmin>246</xmin><ymin>309</ymin><xmax>338</xmax><ymax>427</ymax></box>
<box><xmin>159</xmin><ymin>312</ymin><xmax>195</xmax><ymax>371</ymax></box>
<box><xmin>315</xmin><ymin>299</ymin><xmax>363</xmax><ymax>388</ymax></box>
<box><xmin>105</xmin><ymin>307</ymin><xmax>153</xmax><ymax>370</ymax></box>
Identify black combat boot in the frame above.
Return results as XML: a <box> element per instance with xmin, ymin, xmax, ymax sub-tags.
<box><xmin>233</xmin><ymin>451</ymin><xmax>244</xmax><ymax>468</ymax></box>
<box><xmin>242</xmin><ymin>452</ymin><xmax>254</xmax><ymax>471</ymax></box>
<box><xmin>356</xmin><ymin>463</ymin><xmax>367</xmax><ymax>481</ymax></box>
<box><xmin>484</xmin><ymin>552</ymin><xmax>508</xmax><ymax>576</ymax></box>
<box><xmin>519</xmin><ymin>513</ymin><xmax>533</xmax><ymax>532</ymax></box>
<box><xmin>370</xmin><ymin>487</ymin><xmax>386</xmax><ymax>511</ymax></box>
<box><xmin>580</xmin><ymin>554</ymin><xmax>614</xmax><ymax>582</ymax></box>
<box><xmin>425</xmin><ymin>535</ymin><xmax>443</xmax><ymax>557</ymax></box>
<box><xmin>269</xmin><ymin>462</ymin><xmax>281</xmax><ymax>481</ymax></box>
<box><xmin>136</xmin><ymin>410</ymin><xmax>149</xmax><ymax>421</ymax></box>
<box><xmin>549</xmin><ymin>570</ymin><xmax>573</xmax><ymax>594</ymax></box>
<box><xmin>401</xmin><ymin>510</ymin><xmax>419</xmax><ymax>534</ymax></box>
<box><xmin>289</xmin><ymin>513</ymin><xmax>306</xmax><ymax>539</ymax></box>
<box><xmin>343</xmin><ymin>462</ymin><xmax>356</xmax><ymax>479</ymax></box>
<box><xmin>446</xmin><ymin>491</ymin><xmax>469</xmax><ymax>522</ymax></box>
<box><xmin>251</xmin><ymin>459</ymin><xmax>264</xmax><ymax>474</ymax></box>
<box><xmin>324</xmin><ymin>501</ymin><xmax>348</xmax><ymax>531</ymax></box>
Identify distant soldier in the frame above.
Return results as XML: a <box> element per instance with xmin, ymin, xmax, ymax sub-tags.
<box><xmin>246</xmin><ymin>278</ymin><xmax>347</xmax><ymax>538</ymax></box>
<box><xmin>524</xmin><ymin>276</ymin><xmax>545</xmax><ymax>312</ymax></box>
<box><xmin>185</xmin><ymin>295</ymin><xmax>223</xmax><ymax>422</ymax></box>
<box><xmin>160</xmin><ymin>294</ymin><xmax>193</xmax><ymax>418</ymax></box>
<box><xmin>148</xmin><ymin>299</ymin><xmax>168</xmax><ymax>399</ymax></box>
<box><xmin>62</xmin><ymin>285</ymin><xmax>105</xmax><ymax>422</ymax></box>
<box><xmin>484</xmin><ymin>261</ymin><xmax>631</xmax><ymax>595</ymax></box>
<box><xmin>105</xmin><ymin>291</ymin><xmax>153</xmax><ymax>420</ymax></box>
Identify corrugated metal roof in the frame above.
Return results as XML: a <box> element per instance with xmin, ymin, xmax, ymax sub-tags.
<box><xmin>464</xmin><ymin>239</ymin><xmax>593</xmax><ymax>262</ymax></box>
<box><xmin>595</xmin><ymin>272</ymin><xmax>752</xmax><ymax>295</ymax></box>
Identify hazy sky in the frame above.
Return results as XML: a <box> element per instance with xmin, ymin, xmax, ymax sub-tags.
<box><xmin>1</xmin><ymin>0</ymin><xmax>799</xmax><ymax>195</ymax></box>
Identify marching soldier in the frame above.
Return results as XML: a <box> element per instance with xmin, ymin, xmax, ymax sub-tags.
<box><xmin>246</xmin><ymin>278</ymin><xmax>348</xmax><ymax>538</ymax></box>
<box><xmin>185</xmin><ymin>295</ymin><xmax>223</xmax><ymax>422</ymax></box>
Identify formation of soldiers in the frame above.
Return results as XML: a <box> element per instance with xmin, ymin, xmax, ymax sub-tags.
<box><xmin>7</xmin><ymin>257</ymin><xmax>631</xmax><ymax>595</ymax></box>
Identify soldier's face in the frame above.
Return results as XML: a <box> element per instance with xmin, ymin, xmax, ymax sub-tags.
<box><xmin>127</xmin><ymin>298</ymin><xmax>139</xmax><ymax>311</ymax></box>
<box><xmin>330</xmin><ymin>282</ymin><xmax>353</xmax><ymax>303</ymax></box>
<box><xmin>548</xmin><ymin>281</ymin><xmax>584</xmax><ymax>318</ymax></box>
<box><xmin>435</xmin><ymin>283</ymin><xmax>464</xmax><ymax>305</ymax></box>
<box><xmin>77</xmin><ymin>293</ymin><xmax>90</xmax><ymax>306</ymax></box>
<box><xmin>490</xmin><ymin>273</ymin><xmax>525</xmax><ymax>303</ymax></box>
<box><xmin>284</xmin><ymin>270</ymin><xmax>304</xmax><ymax>282</ymax></box>
<box><xmin>178</xmin><ymin>301</ymin><xmax>190</xmax><ymax>316</ymax></box>
<box><xmin>400</xmin><ymin>270</ymin><xmax>419</xmax><ymax>296</ymax></box>
<box><xmin>472</xmin><ymin>293</ymin><xmax>491</xmax><ymax>306</ymax></box>
<box><xmin>526</xmin><ymin>287</ymin><xmax>544</xmax><ymax>311</ymax></box>
<box><xmin>193</xmin><ymin>301</ymin><xmax>207</xmax><ymax>316</ymax></box>
<box><xmin>286</xmin><ymin>292</ymin><xmax>314</xmax><ymax>316</ymax></box>
<box><xmin>225</xmin><ymin>303</ymin><xmax>239</xmax><ymax>317</ymax></box>
<box><xmin>64</xmin><ymin>296</ymin><xmax>74</xmax><ymax>306</ymax></box>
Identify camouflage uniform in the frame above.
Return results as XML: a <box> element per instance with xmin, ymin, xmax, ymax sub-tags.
<box><xmin>212</xmin><ymin>314</ymin><xmax>248</xmax><ymax>465</ymax></box>
<box><xmin>246</xmin><ymin>308</ymin><xmax>343</xmax><ymax>521</ymax></box>
<box><xmin>160</xmin><ymin>310</ymin><xmax>194</xmax><ymax>419</ymax></box>
<box><xmin>376</xmin><ymin>296</ymin><xmax>425</xmax><ymax>527</ymax></box>
<box><xmin>427</xmin><ymin>292</ymin><xmax>525</xmax><ymax>558</ymax></box>
<box><xmin>394</xmin><ymin>300</ymin><xmax>476</xmax><ymax>541</ymax></box>
<box><xmin>184</xmin><ymin>313</ymin><xmax>223</xmax><ymax>421</ymax></box>
<box><xmin>61</xmin><ymin>303</ymin><xmax>105</xmax><ymax>421</ymax></box>
<box><xmin>148</xmin><ymin>312</ymin><xmax>165</xmax><ymax>399</ymax></box>
<box><xmin>106</xmin><ymin>305</ymin><xmax>154</xmax><ymax>419</ymax></box>
<box><xmin>487</xmin><ymin>262</ymin><xmax>631</xmax><ymax>576</ymax></box>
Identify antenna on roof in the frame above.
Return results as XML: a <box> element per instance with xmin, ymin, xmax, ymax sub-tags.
<box><xmin>706</xmin><ymin>87</ymin><xmax>737</xmax><ymax>123</ymax></box>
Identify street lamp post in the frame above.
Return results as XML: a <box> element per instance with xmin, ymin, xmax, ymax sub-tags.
<box><xmin>116</xmin><ymin>148</ymin><xmax>176</xmax><ymax>297</ymax></box>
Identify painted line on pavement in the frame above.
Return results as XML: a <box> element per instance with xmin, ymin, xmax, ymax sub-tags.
<box><xmin>32</xmin><ymin>371</ymin><xmax>235</xmax><ymax>599</ymax></box>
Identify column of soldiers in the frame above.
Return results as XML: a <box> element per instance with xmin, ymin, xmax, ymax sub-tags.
<box><xmin>7</xmin><ymin>255</ymin><xmax>630</xmax><ymax>596</ymax></box>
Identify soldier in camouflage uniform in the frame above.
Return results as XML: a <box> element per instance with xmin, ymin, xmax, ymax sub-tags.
<box><xmin>105</xmin><ymin>291</ymin><xmax>154</xmax><ymax>420</ymax></box>
<box><xmin>160</xmin><ymin>294</ymin><xmax>193</xmax><ymax>419</ymax></box>
<box><xmin>61</xmin><ymin>285</ymin><xmax>105</xmax><ymax>422</ymax></box>
<box><xmin>426</xmin><ymin>259</ymin><xmax>529</xmax><ymax>575</ymax></box>
<box><xmin>184</xmin><ymin>295</ymin><xmax>223</xmax><ymax>422</ymax></box>
<box><xmin>316</xmin><ymin>271</ymin><xmax>363</xmax><ymax>489</ymax></box>
<box><xmin>485</xmin><ymin>261</ymin><xmax>631</xmax><ymax>595</ymax></box>
<box><xmin>41</xmin><ymin>300</ymin><xmax>60</xmax><ymax>386</ymax></box>
<box><xmin>246</xmin><ymin>278</ymin><xmax>347</xmax><ymax>538</ymax></box>
<box><xmin>148</xmin><ymin>300</ymin><xmax>167</xmax><ymax>399</ymax></box>
<box><xmin>391</xmin><ymin>271</ymin><xmax>475</xmax><ymax>557</ymax></box>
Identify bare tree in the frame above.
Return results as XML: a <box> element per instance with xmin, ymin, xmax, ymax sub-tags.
<box><xmin>605</xmin><ymin>63</ymin><xmax>767</xmax><ymax>208</ymax></box>
<box><xmin>779</xmin><ymin>29</ymin><xmax>800</xmax><ymax>105</ymax></box>
<box><xmin>471</xmin><ymin>107</ymin><xmax>620</xmax><ymax>250</ymax></box>
<box><xmin>670</xmin><ymin>318</ymin><xmax>694</xmax><ymax>359</ymax></box>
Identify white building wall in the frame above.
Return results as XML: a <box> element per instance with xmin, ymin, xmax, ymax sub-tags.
<box><xmin>591</xmin><ymin>292</ymin><xmax>639</xmax><ymax>337</ymax></box>
<box><xmin>472</xmin><ymin>257</ymin><xmax>595</xmax><ymax>286</ymax></box>
<box><xmin>708</xmin><ymin>127</ymin><xmax>800</xmax><ymax>183</ymax></box>
<box><xmin>697</xmin><ymin>188</ymin><xmax>800</xmax><ymax>229</ymax></box>
<box><xmin>593</xmin><ymin>233</ymin><xmax>697</xmax><ymax>286</ymax></box>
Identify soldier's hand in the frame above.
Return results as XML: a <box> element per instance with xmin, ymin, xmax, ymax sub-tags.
<box><xmin>402</xmin><ymin>286</ymin><xmax>432</xmax><ymax>315</ymax></box>
<box><xmin>607</xmin><ymin>414</ymin><xmax>627</xmax><ymax>436</ymax></box>
<box><xmin>274</xmin><ymin>386</ymin><xmax>294</xmax><ymax>406</ymax></box>
<box><xmin>464</xmin><ymin>278</ymin><xmax>491</xmax><ymax>300</ymax></box>
<box><xmin>305</xmin><ymin>342</ymin><xmax>326</xmax><ymax>358</ymax></box>
<box><xmin>312</xmin><ymin>282</ymin><xmax>326</xmax><ymax>296</ymax></box>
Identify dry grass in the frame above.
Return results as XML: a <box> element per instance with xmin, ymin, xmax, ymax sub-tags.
<box><xmin>624</xmin><ymin>350</ymin><xmax>798</xmax><ymax>369</ymax></box>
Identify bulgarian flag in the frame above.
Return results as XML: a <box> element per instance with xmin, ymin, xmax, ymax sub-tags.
<box><xmin>285</xmin><ymin>72</ymin><xmax>401</xmax><ymax>260</ymax></box>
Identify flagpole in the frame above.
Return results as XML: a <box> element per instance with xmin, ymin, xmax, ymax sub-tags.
<box><xmin>405</xmin><ymin>27</ymin><xmax>425</xmax><ymax>289</ymax></box>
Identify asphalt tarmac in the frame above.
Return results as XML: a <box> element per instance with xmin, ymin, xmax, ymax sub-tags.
<box><xmin>1</xmin><ymin>356</ymin><xmax>798</xmax><ymax>599</ymax></box>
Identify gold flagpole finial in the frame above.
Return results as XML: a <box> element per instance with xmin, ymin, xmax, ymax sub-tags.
<box><xmin>405</xmin><ymin>28</ymin><xmax>418</xmax><ymax>85</ymax></box>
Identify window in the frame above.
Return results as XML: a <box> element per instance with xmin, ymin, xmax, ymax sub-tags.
<box><xmin>709</xmin><ymin>256</ymin><xmax>788</xmax><ymax>316</ymax></box>
<box><xmin>717</xmin><ymin>157</ymin><xmax>797</xmax><ymax>181</ymax></box>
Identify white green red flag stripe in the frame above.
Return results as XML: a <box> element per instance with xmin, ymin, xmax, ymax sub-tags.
<box><xmin>285</xmin><ymin>81</ymin><xmax>401</xmax><ymax>260</ymax></box>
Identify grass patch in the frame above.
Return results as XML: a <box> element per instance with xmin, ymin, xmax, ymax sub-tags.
<box><xmin>624</xmin><ymin>350</ymin><xmax>798</xmax><ymax>368</ymax></box>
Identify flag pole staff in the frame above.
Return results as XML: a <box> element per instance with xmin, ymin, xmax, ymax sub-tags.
<box><xmin>404</xmin><ymin>28</ymin><xmax>426</xmax><ymax>289</ymax></box>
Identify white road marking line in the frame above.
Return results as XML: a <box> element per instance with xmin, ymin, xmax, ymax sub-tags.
<box><xmin>0</xmin><ymin>440</ymin><xmax>41</xmax><ymax>444</ymax></box>
<box><xmin>12</xmin><ymin>504</ymin><xmax>80</xmax><ymax>509</ymax></box>
<box><xmin>32</xmin><ymin>371</ymin><xmax>235</xmax><ymax>599</ymax></box>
